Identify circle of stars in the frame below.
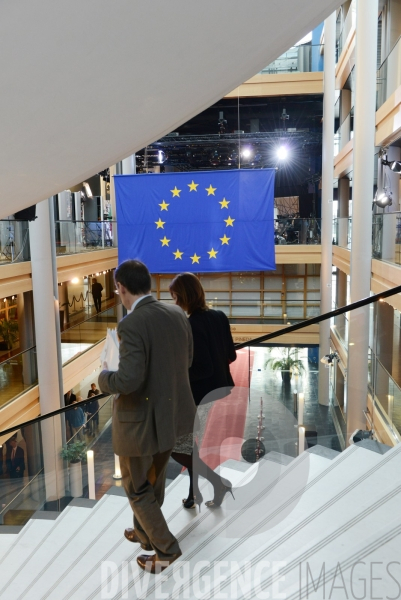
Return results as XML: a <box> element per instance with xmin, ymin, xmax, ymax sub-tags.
<box><xmin>154</xmin><ymin>181</ymin><xmax>234</xmax><ymax>264</ymax></box>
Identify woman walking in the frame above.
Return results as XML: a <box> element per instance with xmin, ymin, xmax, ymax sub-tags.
<box><xmin>169</xmin><ymin>273</ymin><xmax>237</xmax><ymax>509</ymax></box>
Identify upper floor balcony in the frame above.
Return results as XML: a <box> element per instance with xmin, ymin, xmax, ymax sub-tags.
<box><xmin>0</xmin><ymin>219</ymin><xmax>117</xmax><ymax>268</ymax></box>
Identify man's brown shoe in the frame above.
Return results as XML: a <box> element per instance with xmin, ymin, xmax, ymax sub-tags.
<box><xmin>124</xmin><ymin>528</ymin><xmax>153</xmax><ymax>551</ymax></box>
<box><xmin>136</xmin><ymin>553</ymin><xmax>181</xmax><ymax>574</ymax></box>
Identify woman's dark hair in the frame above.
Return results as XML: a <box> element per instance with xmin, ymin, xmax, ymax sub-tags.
<box><xmin>169</xmin><ymin>273</ymin><xmax>207</xmax><ymax>314</ymax></box>
<box><xmin>114</xmin><ymin>260</ymin><xmax>151</xmax><ymax>295</ymax></box>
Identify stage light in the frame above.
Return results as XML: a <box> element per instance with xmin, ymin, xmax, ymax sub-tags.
<box><xmin>390</xmin><ymin>161</ymin><xmax>401</xmax><ymax>173</ymax></box>
<box><xmin>241</xmin><ymin>148</ymin><xmax>252</xmax><ymax>159</ymax></box>
<box><xmin>374</xmin><ymin>190</ymin><xmax>392</xmax><ymax>208</ymax></box>
<box><xmin>71</xmin><ymin>277</ymin><xmax>79</xmax><ymax>284</ymax></box>
<box><xmin>82</xmin><ymin>182</ymin><xmax>93</xmax><ymax>199</ymax></box>
<box><xmin>276</xmin><ymin>146</ymin><xmax>288</xmax><ymax>160</ymax></box>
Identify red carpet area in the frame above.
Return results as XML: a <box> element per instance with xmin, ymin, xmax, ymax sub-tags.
<box><xmin>199</xmin><ymin>349</ymin><xmax>255</xmax><ymax>470</ymax></box>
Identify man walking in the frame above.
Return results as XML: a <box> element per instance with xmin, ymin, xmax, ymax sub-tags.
<box><xmin>91</xmin><ymin>277</ymin><xmax>103</xmax><ymax>314</ymax></box>
<box><xmin>99</xmin><ymin>260</ymin><xmax>195</xmax><ymax>573</ymax></box>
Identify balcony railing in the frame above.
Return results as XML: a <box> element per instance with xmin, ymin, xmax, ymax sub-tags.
<box><xmin>54</xmin><ymin>220</ymin><xmax>116</xmax><ymax>256</ymax></box>
<box><xmin>261</xmin><ymin>44</ymin><xmax>324</xmax><ymax>74</ymax></box>
<box><xmin>377</xmin><ymin>35</ymin><xmax>401</xmax><ymax>109</ymax></box>
<box><xmin>332</xmin><ymin>217</ymin><xmax>352</xmax><ymax>249</ymax></box>
<box><xmin>334</xmin><ymin>108</ymin><xmax>354</xmax><ymax>157</ymax></box>
<box><xmin>336</xmin><ymin>0</ymin><xmax>356</xmax><ymax>61</ymax></box>
<box><xmin>0</xmin><ymin>220</ymin><xmax>30</xmax><ymax>264</ymax></box>
<box><xmin>372</xmin><ymin>212</ymin><xmax>401</xmax><ymax>265</ymax></box>
<box><xmin>1</xmin><ymin>284</ymin><xmax>401</xmax><ymax>530</ymax></box>
<box><xmin>274</xmin><ymin>217</ymin><xmax>321</xmax><ymax>245</ymax></box>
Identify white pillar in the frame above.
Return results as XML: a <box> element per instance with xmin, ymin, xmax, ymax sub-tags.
<box><xmin>122</xmin><ymin>154</ymin><xmax>136</xmax><ymax>175</ymax></box>
<box><xmin>318</xmin><ymin>12</ymin><xmax>336</xmax><ymax>407</ymax></box>
<box><xmin>338</xmin><ymin>177</ymin><xmax>350</xmax><ymax>248</ymax></box>
<box><xmin>29</xmin><ymin>198</ymin><xmax>65</xmax><ymax>499</ymax></box>
<box><xmin>346</xmin><ymin>0</ymin><xmax>379</xmax><ymax>442</ymax></box>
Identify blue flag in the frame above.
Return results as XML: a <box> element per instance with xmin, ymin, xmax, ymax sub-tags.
<box><xmin>115</xmin><ymin>169</ymin><xmax>276</xmax><ymax>273</ymax></box>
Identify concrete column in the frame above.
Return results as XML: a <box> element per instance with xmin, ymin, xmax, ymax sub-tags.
<box><xmin>17</xmin><ymin>291</ymin><xmax>37</xmax><ymax>385</ymax></box>
<box><xmin>374</xmin><ymin>300</ymin><xmax>394</xmax><ymax>416</ymax></box>
<box><xmin>340</xmin><ymin>90</ymin><xmax>352</xmax><ymax>151</ymax></box>
<box><xmin>29</xmin><ymin>198</ymin><xmax>65</xmax><ymax>499</ymax></box>
<box><xmin>338</xmin><ymin>177</ymin><xmax>350</xmax><ymax>247</ymax></box>
<box><xmin>318</xmin><ymin>12</ymin><xmax>336</xmax><ymax>407</ymax></box>
<box><xmin>346</xmin><ymin>0</ymin><xmax>379</xmax><ymax>442</ymax></box>
<box><xmin>58</xmin><ymin>282</ymin><xmax>69</xmax><ymax>329</ymax></box>
<box><xmin>122</xmin><ymin>154</ymin><xmax>136</xmax><ymax>175</ymax></box>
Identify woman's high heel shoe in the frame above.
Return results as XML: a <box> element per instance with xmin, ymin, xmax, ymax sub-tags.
<box><xmin>182</xmin><ymin>491</ymin><xmax>203</xmax><ymax>511</ymax></box>
<box><xmin>205</xmin><ymin>478</ymin><xmax>234</xmax><ymax>509</ymax></box>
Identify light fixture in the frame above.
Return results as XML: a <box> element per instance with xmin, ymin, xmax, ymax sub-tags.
<box><xmin>241</xmin><ymin>148</ymin><xmax>252</xmax><ymax>159</ymax></box>
<box><xmin>96</xmin><ymin>272</ymin><xmax>100</xmax><ymax>276</ymax></box>
<box><xmin>71</xmin><ymin>277</ymin><xmax>79</xmax><ymax>284</ymax></box>
<box><xmin>374</xmin><ymin>190</ymin><xmax>392</xmax><ymax>208</ymax></box>
<box><xmin>320</xmin><ymin>352</ymin><xmax>339</xmax><ymax>365</ymax></box>
<box><xmin>390</xmin><ymin>161</ymin><xmax>401</xmax><ymax>173</ymax></box>
<box><xmin>158</xmin><ymin>150</ymin><xmax>165</xmax><ymax>164</ymax></box>
<box><xmin>82</xmin><ymin>182</ymin><xmax>93</xmax><ymax>199</ymax></box>
<box><xmin>276</xmin><ymin>146</ymin><xmax>288</xmax><ymax>160</ymax></box>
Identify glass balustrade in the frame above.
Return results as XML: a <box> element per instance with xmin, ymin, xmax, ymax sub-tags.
<box><xmin>0</xmin><ymin>285</ymin><xmax>400</xmax><ymax>530</ymax></box>
<box><xmin>54</xmin><ymin>221</ymin><xmax>117</xmax><ymax>255</ymax></box>
<box><xmin>372</xmin><ymin>212</ymin><xmax>401</xmax><ymax>265</ymax></box>
<box><xmin>60</xmin><ymin>303</ymin><xmax>121</xmax><ymax>365</ymax></box>
<box><xmin>334</xmin><ymin>109</ymin><xmax>354</xmax><ymax>157</ymax></box>
<box><xmin>0</xmin><ymin>303</ymin><xmax>121</xmax><ymax>408</ymax></box>
<box><xmin>0</xmin><ymin>394</ymin><xmax>113</xmax><ymax>526</ymax></box>
<box><xmin>0</xmin><ymin>347</ymin><xmax>38</xmax><ymax>409</ymax></box>
<box><xmin>0</xmin><ymin>220</ymin><xmax>30</xmax><ymax>264</ymax></box>
<box><xmin>377</xmin><ymin>35</ymin><xmax>401</xmax><ymax>109</ymax></box>
<box><xmin>336</xmin><ymin>0</ymin><xmax>356</xmax><ymax>61</ymax></box>
<box><xmin>332</xmin><ymin>217</ymin><xmax>352</xmax><ymax>249</ymax></box>
<box><xmin>261</xmin><ymin>44</ymin><xmax>324</xmax><ymax>74</ymax></box>
<box><xmin>273</xmin><ymin>217</ymin><xmax>321</xmax><ymax>245</ymax></box>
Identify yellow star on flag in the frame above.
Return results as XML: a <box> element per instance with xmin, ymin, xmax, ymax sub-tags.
<box><xmin>190</xmin><ymin>253</ymin><xmax>201</xmax><ymax>264</ymax></box>
<box><xmin>170</xmin><ymin>186</ymin><xmax>181</xmax><ymax>197</ymax></box>
<box><xmin>159</xmin><ymin>200</ymin><xmax>169</xmax><ymax>211</ymax></box>
<box><xmin>208</xmin><ymin>248</ymin><xmax>218</xmax><ymax>259</ymax></box>
<box><xmin>155</xmin><ymin>218</ymin><xmax>165</xmax><ymax>229</ymax></box>
<box><xmin>224</xmin><ymin>216</ymin><xmax>235</xmax><ymax>227</ymax></box>
<box><xmin>188</xmin><ymin>180</ymin><xmax>199</xmax><ymax>192</ymax></box>
<box><xmin>220</xmin><ymin>234</ymin><xmax>230</xmax><ymax>245</ymax></box>
<box><xmin>205</xmin><ymin>184</ymin><xmax>217</xmax><ymax>196</ymax></box>
<box><xmin>173</xmin><ymin>249</ymin><xmax>184</xmax><ymax>260</ymax></box>
<box><xmin>160</xmin><ymin>236</ymin><xmax>170</xmax><ymax>247</ymax></box>
<box><xmin>219</xmin><ymin>198</ymin><xmax>230</xmax><ymax>209</ymax></box>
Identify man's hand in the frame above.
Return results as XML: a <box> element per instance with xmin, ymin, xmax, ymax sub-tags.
<box><xmin>102</xmin><ymin>360</ymin><xmax>108</xmax><ymax>370</ymax></box>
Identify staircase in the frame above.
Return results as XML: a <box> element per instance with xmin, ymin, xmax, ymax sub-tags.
<box><xmin>0</xmin><ymin>443</ymin><xmax>400</xmax><ymax>599</ymax></box>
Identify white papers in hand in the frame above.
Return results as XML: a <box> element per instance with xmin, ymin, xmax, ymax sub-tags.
<box><xmin>100</xmin><ymin>328</ymin><xmax>120</xmax><ymax>371</ymax></box>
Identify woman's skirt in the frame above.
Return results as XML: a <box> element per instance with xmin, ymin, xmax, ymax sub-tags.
<box><xmin>172</xmin><ymin>402</ymin><xmax>212</xmax><ymax>456</ymax></box>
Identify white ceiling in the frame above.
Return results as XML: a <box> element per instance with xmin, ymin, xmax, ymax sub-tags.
<box><xmin>0</xmin><ymin>0</ymin><xmax>340</xmax><ymax>218</ymax></box>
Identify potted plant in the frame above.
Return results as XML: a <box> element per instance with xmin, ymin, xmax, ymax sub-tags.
<box><xmin>0</xmin><ymin>318</ymin><xmax>19</xmax><ymax>352</ymax></box>
<box><xmin>60</xmin><ymin>440</ymin><xmax>86</xmax><ymax>497</ymax></box>
<box><xmin>265</xmin><ymin>348</ymin><xmax>305</xmax><ymax>383</ymax></box>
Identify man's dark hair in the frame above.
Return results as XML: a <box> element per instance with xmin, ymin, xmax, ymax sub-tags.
<box><xmin>115</xmin><ymin>260</ymin><xmax>151</xmax><ymax>295</ymax></box>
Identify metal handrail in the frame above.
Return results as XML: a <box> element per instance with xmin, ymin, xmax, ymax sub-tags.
<box><xmin>2</xmin><ymin>284</ymin><xmax>401</xmax><ymax>436</ymax></box>
<box><xmin>0</xmin><ymin>393</ymin><xmax>111</xmax><ymax>438</ymax></box>
<box><xmin>0</xmin><ymin>344</ymin><xmax>36</xmax><ymax>367</ymax></box>
<box><xmin>234</xmin><ymin>284</ymin><xmax>401</xmax><ymax>349</ymax></box>
<box><xmin>0</xmin><ymin>395</ymin><xmax>113</xmax><ymax>518</ymax></box>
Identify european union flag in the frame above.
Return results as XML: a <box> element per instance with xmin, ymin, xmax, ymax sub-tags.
<box><xmin>115</xmin><ymin>169</ymin><xmax>276</xmax><ymax>273</ymax></box>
